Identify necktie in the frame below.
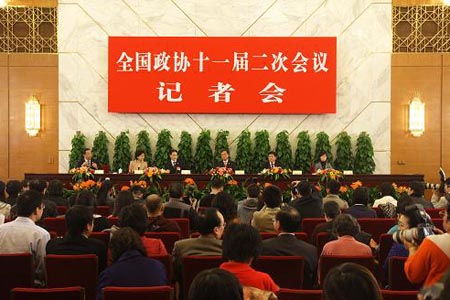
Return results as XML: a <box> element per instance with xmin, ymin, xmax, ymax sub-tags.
<box><xmin>224</xmin><ymin>161</ymin><xmax>227</xmax><ymax>167</ymax></box>
<box><xmin>271</xmin><ymin>163</ymin><xmax>274</xmax><ymax>168</ymax></box>
<box><xmin>172</xmin><ymin>161</ymin><xmax>176</xmax><ymax>167</ymax></box>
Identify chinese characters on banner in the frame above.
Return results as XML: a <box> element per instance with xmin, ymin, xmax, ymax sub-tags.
<box><xmin>108</xmin><ymin>37</ymin><xmax>336</xmax><ymax>114</ymax></box>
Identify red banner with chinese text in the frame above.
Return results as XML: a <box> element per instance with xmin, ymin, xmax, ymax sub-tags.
<box><xmin>108</xmin><ymin>37</ymin><xmax>336</xmax><ymax>114</ymax></box>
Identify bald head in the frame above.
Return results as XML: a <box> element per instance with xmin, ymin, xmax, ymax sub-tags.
<box><xmin>145</xmin><ymin>194</ymin><xmax>163</xmax><ymax>217</ymax></box>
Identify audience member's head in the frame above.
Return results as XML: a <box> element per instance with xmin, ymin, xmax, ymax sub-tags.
<box><xmin>145</xmin><ymin>194</ymin><xmax>164</xmax><ymax>217</ymax></box>
<box><xmin>65</xmin><ymin>205</ymin><xmax>94</xmax><ymax>236</ymax></box>
<box><xmin>262</xmin><ymin>185</ymin><xmax>282</xmax><ymax>208</ymax></box>
<box><xmin>275</xmin><ymin>207</ymin><xmax>300</xmax><ymax>233</ymax></box>
<box><xmin>396</xmin><ymin>194</ymin><xmax>414</xmax><ymax>215</ymax></box>
<box><xmin>401</xmin><ymin>204</ymin><xmax>425</xmax><ymax>229</ymax></box>
<box><xmin>16</xmin><ymin>190</ymin><xmax>44</xmax><ymax>220</ymax></box>
<box><xmin>0</xmin><ymin>180</ymin><xmax>5</xmax><ymax>200</ymax></box>
<box><xmin>47</xmin><ymin>180</ymin><xmax>64</xmax><ymax>198</ymax></box>
<box><xmin>408</xmin><ymin>181</ymin><xmax>425</xmax><ymax>197</ymax></box>
<box><xmin>352</xmin><ymin>187</ymin><xmax>369</xmax><ymax>206</ymax></box>
<box><xmin>75</xmin><ymin>190</ymin><xmax>97</xmax><ymax>209</ymax></box>
<box><xmin>96</xmin><ymin>179</ymin><xmax>113</xmax><ymax>206</ymax></box>
<box><xmin>6</xmin><ymin>180</ymin><xmax>22</xmax><ymax>198</ymax></box>
<box><xmin>28</xmin><ymin>179</ymin><xmax>47</xmax><ymax>195</ymax></box>
<box><xmin>246</xmin><ymin>184</ymin><xmax>260</xmax><ymax>199</ymax></box>
<box><xmin>211</xmin><ymin>191</ymin><xmax>236</xmax><ymax>223</ymax></box>
<box><xmin>324</xmin><ymin>201</ymin><xmax>341</xmax><ymax>221</ymax></box>
<box><xmin>222</xmin><ymin>223</ymin><xmax>262</xmax><ymax>264</ymax></box>
<box><xmin>197</xmin><ymin>208</ymin><xmax>225</xmax><ymax>239</ymax></box>
<box><xmin>210</xmin><ymin>178</ymin><xmax>224</xmax><ymax>192</ymax></box>
<box><xmin>130</xmin><ymin>185</ymin><xmax>144</xmax><ymax>200</ymax></box>
<box><xmin>113</xmin><ymin>190</ymin><xmax>134</xmax><ymax>216</ymax></box>
<box><xmin>379</xmin><ymin>182</ymin><xmax>395</xmax><ymax>198</ymax></box>
<box><xmin>332</xmin><ymin>214</ymin><xmax>359</xmax><ymax>237</ymax></box>
<box><xmin>110</xmin><ymin>227</ymin><xmax>146</xmax><ymax>262</ymax></box>
<box><xmin>327</xmin><ymin>180</ymin><xmax>341</xmax><ymax>195</ymax></box>
<box><xmin>188</xmin><ymin>268</ymin><xmax>243</xmax><ymax>300</ymax></box>
<box><xmin>297</xmin><ymin>181</ymin><xmax>313</xmax><ymax>197</ymax></box>
<box><xmin>119</xmin><ymin>204</ymin><xmax>149</xmax><ymax>236</ymax></box>
<box><xmin>21</xmin><ymin>179</ymin><xmax>30</xmax><ymax>192</ymax></box>
<box><xmin>323</xmin><ymin>263</ymin><xmax>381</xmax><ymax>300</ymax></box>
<box><xmin>169</xmin><ymin>182</ymin><xmax>183</xmax><ymax>199</ymax></box>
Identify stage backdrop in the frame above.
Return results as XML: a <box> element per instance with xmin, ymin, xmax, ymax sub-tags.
<box><xmin>58</xmin><ymin>0</ymin><xmax>392</xmax><ymax>173</ymax></box>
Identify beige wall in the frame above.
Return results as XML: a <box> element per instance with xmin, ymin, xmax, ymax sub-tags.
<box><xmin>0</xmin><ymin>54</ymin><xmax>58</xmax><ymax>180</ymax></box>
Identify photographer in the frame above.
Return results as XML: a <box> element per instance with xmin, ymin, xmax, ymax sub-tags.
<box><xmin>403</xmin><ymin>203</ymin><xmax>450</xmax><ymax>287</ymax></box>
<box><xmin>430</xmin><ymin>178</ymin><xmax>450</xmax><ymax>209</ymax></box>
<box><xmin>408</xmin><ymin>181</ymin><xmax>434</xmax><ymax>209</ymax></box>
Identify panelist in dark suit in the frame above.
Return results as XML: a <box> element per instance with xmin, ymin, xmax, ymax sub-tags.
<box><xmin>263</xmin><ymin>151</ymin><xmax>283</xmax><ymax>169</ymax></box>
<box><xmin>46</xmin><ymin>205</ymin><xmax>107</xmax><ymax>272</ymax></box>
<box><xmin>76</xmin><ymin>148</ymin><xmax>99</xmax><ymax>170</ymax></box>
<box><xmin>165</xmin><ymin>149</ymin><xmax>184</xmax><ymax>174</ymax></box>
<box><xmin>261</xmin><ymin>207</ymin><xmax>318</xmax><ymax>289</ymax></box>
<box><xmin>215</xmin><ymin>149</ymin><xmax>237</xmax><ymax>171</ymax></box>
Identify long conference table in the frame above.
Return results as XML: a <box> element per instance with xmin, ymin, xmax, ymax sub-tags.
<box><xmin>24</xmin><ymin>173</ymin><xmax>424</xmax><ymax>189</ymax></box>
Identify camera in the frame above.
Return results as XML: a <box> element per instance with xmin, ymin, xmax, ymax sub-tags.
<box><xmin>392</xmin><ymin>204</ymin><xmax>434</xmax><ymax>246</ymax></box>
<box><xmin>425</xmin><ymin>183</ymin><xmax>440</xmax><ymax>190</ymax></box>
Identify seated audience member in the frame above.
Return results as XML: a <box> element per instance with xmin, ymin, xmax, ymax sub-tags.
<box><xmin>166</xmin><ymin>149</ymin><xmax>184</xmax><ymax>174</ymax></box>
<box><xmin>46</xmin><ymin>180</ymin><xmax>69</xmax><ymax>207</ymax></box>
<box><xmin>430</xmin><ymin>177</ymin><xmax>450</xmax><ymax>209</ymax></box>
<box><xmin>76</xmin><ymin>148</ymin><xmax>98</xmax><ymax>169</ymax></box>
<box><xmin>323</xmin><ymin>180</ymin><xmax>348</xmax><ymax>210</ymax></box>
<box><xmin>96</xmin><ymin>179</ymin><xmax>115</xmax><ymax>208</ymax></box>
<box><xmin>291</xmin><ymin>181</ymin><xmax>323</xmax><ymax>221</ymax></box>
<box><xmin>262</xmin><ymin>207</ymin><xmax>318</xmax><ymax>289</ymax></box>
<box><xmin>321</xmin><ymin>214</ymin><xmax>372</xmax><ymax>257</ymax></box>
<box><xmin>110</xmin><ymin>190</ymin><xmax>133</xmax><ymax>217</ymax></box>
<box><xmin>128</xmin><ymin>149</ymin><xmax>148</xmax><ymax>173</ymax></box>
<box><xmin>323</xmin><ymin>263</ymin><xmax>381</xmax><ymax>300</ymax></box>
<box><xmin>0</xmin><ymin>180</ymin><xmax>11</xmax><ymax>219</ymax></box>
<box><xmin>344</xmin><ymin>187</ymin><xmax>377</xmax><ymax>218</ymax></box>
<box><xmin>21</xmin><ymin>179</ymin><xmax>30</xmax><ymax>192</ymax></box>
<box><xmin>252</xmin><ymin>185</ymin><xmax>283</xmax><ymax>232</ymax></box>
<box><xmin>237</xmin><ymin>184</ymin><xmax>260</xmax><ymax>224</ymax></box>
<box><xmin>215</xmin><ymin>149</ymin><xmax>237</xmax><ymax>171</ymax></box>
<box><xmin>314</xmin><ymin>151</ymin><xmax>333</xmax><ymax>172</ymax></box>
<box><xmin>6</xmin><ymin>179</ymin><xmax>22</xmax><ymax>206</ymax></box>
<box><xmin>199</xmin><ymin>178</ymin><xmax>224</xmax><ymax>207</ymax></box>
<box><xmin>373</xmin><ymin>182</ymin><xmax>397</xmax><ymax>208</ymax></box>
<box><xmin>118</xmin><ymin>204</ymin><xmax>167</xmax><ymax>256</ymax></box>
<box><xmin>188</xmin><ymin>268</ymin><xmax>243</xmax><ymax>300</ymax></box>
<box><xmin>172</xmin><ymin>208</ymin><xmax>224</xmax><ymax>280</ymax></box>
<box><xmin>130</xmin><ymin>185</ymin><xmax>145</xmax><ymax>204</ymax></box>
<box><xmin>212</xmin><ymin>191</ymin><xmax>237</xmax><ymax>224</ymax></box>
<box><xmin>387</xmin><ymin>194</ymin><xmax>415</xmax><ymax>234</ymax></box>
<box><xmin>164</xmin><ymin>182</ymin><xmax>198</xmax><ymax>230</ymax></box>
<box><xmin>46</xmin><ymin>205</ymin><xmax>107</xmax><ymax>272</ymax></box>
<box><xmin>408</xmin><ymin>181</ymin><xmax>434</xmax><ymax>209</ymax></box>
<box><xmin>0</xmin><ymin>190</ymin><xmax>50</xmax><ymax>286</ymax></box>
<box><xmin>403</xmin><ymin>203</ymin><xmax>450</xmax><ymax>287</ymax></box>
<box><xmin>76</xmin><ymin>190</ymin><xmax>109</xmax><ymax>232</ymax></box>
<box><xmin>220</xmin><ymin>223</ymin><xmax>279</xmax><ymax>293</ymax></box>
<box><xmin>29</xmin><ymin>179</ymin><xmax>58</xmax><ymax>219</ymax></box>
<box><xmin>145</xmin><ymin>194</ymin><xmax>181</xmax><ymax>232</ymax></box>
<box><xmin>96</xmin><ymin>227</ymin><xmax>167</xmax><ymax>300</ymax></box>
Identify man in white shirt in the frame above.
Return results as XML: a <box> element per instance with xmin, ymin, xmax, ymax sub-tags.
<box><xmin>0</xmin><ymin>190</ymin><xmax>50</xmax><ymax>286</ymax></box>
<box><xmin>373</xmin><ymin>182</ymin><xmax>398</xmax><ymax>207</ymax></box>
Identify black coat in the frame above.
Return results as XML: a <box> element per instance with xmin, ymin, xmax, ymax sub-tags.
<box><xmin>215</xmin><ymin>160</ymin><xmax>237</xmax><ymax>171</ymax></box>
<box><xmin>76</xmin><ymin>158</ymin><xmax>99</xmax><ymax>169</ymax></box>
<box><xmin>165</xmin><ymin>160</ymin><xmax>184</xmax><ymax>174</ymax></box>
<box><xmin>262</xmin><ymin>161</ymin><xmax>283</xmax><ymax>169</ymax></box>
<box><xmin>291</xmin><ymin>195</ymin><xmax>323</xmax><ymax>222</ymax></box>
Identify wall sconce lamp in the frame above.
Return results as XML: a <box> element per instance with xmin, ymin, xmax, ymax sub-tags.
<box><xmin>409</xmin><ymin>96</ymin><xmax>425</xmax><ymax>137</ymax></box>
<box><xmin>25</xmin><ymin>96</ymin><xmax>41</xmax><ymax>137</ymax></box>
<box><xmin>0</xmin><ymin>0</ymin><xmax>9</xmax><ymax>8</ymax></box>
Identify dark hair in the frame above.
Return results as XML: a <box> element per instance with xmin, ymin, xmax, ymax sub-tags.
<box><xmin>47</xmin><ymin>180</ymin><xmax>64</xmax><ymax>197</ymax></box>
<box><xmin>28</xmin><ymin>179</ymin><xmax>47</xmax><ymax>194</ymax></box>
<box><xmin>210</xmin><ymin>178</ymin><xmax>224</xmax><ymax>190</ymax></box>
<box><xmin>379</xmin><ymin>183</ymin><xmax>395</xmax><ymax>197</ymax></box>
<box><xmin>6</xmin><ymin>180</ymin><xmax>22</xmax><ymax>197</ymax></box>
<box><xmin>297</xmin><ymin>181</ymin><xmax>312</xmax><ymax>197</ymax></box>
<box><xmin>169</xmin><ymin>149</ymin><xmax>178</xmax><ymax>155</ymax></box>
<box><xmin>130</xmin><ymin>185</ymin><xmax>144</xmax><ymax>195</ymax></box>
<box><xmin>445</xmin><ymin>177</ymin><xmax>450</xmax><ymax>187</ymax></box>
<box><xmin>197</xmin><ymin>208</ymin><xmax>222</xmax><ymax>235</ymax></box>
<box><xmin>352</xmin><ymin>187</ymin><xmax>369</xmax><ymax>205</ymax></box>
<box><xmin>135</xmin><ymin>149</ymin><xmax>145</xmax><ymax>159</ymax></box>
<box><xmin>276</xmin><ymin>207</ymin><xmax>300</xmax><ymax>233</ymax></box>
<box><xmin>113</xmin><ymin>190</ymin><xmax>134</xmax><ymax>216</ymax></box>
<box><xmin>402</xmin><ymin>205</ymin><xmax>426</xmax><ymax>228</ymax></box>
<box><xmin>324</xmin><ymin>201</ymin><xmax>340</xmax><ymax>219</ymax></box>
<box><xmin>65</xmin><ymin>205</ymin><xmax>93</xmax><ymax>236</ymax></box>
<box><xmin>211</xmin><ymin>192</ymin><xmax>235</xmax><ymax>223</ymax></box>
<box><xmin>83</xmin><ymin>148</ymin><xmax>91</xmax><ymax>154</ymax></box>
<box><xmin>222</xmin><ymin>223</ymin><xmax>262</xmax><ymax>263</ymax></box>
<box><xmin>409</xmin><ymin>181</ymin><xmax>425</xmax><ymax>197</ymax></box>
<box><xmin>333</xmin><ymin>214</ymin><xmax>359</xmax><ymax>237</ymax></box>
<box><xmin>246</xmin><ymin>184</ymin><xmax>260</xmax><ymax>198</ymax></box>
<box><xmin>21</xmin><ymin>179</ymin><xmax>29</xmax><ymax>189</ymax></box>
<box><xmin>323</xmin><ymin>263</ymin><xmax>381</xmax><ymax>300</ymax></box>
<box><xmin>169</xmin><ymin>182</ymin><xmax>183</xmax><ymax>198</ymax></box>
<box><xmin>75</xmin><ymin>190</ymin><xmax>97</xmax><ymax>208</ymax></box>
<box><xmin>396</xmin><ymin>194</ymin><xmax>414</xmax><ymax>215</ymax></box>
<box><xmin>188</xmin><ymin>268</ymin><xmax>243</xmax><ymax>300</ymax></box>
<box><xmin>16</xmin><ymin>190</ymin><xmax>43</xmax><ymax>217</ymax></box>
<box><xmin>0</xmin><ymin>181</ymin><xmax>5</xmax><ymax>201</ymax></box>
<box><xmin>110</xmin><ymin>227</ymin><xmax>147</xmax><ymax>262</ymax></box>
<box><xmin>119</xmin><ymin>204</ymin><xmax>149</xmax><ymax>236</ymax></box>
<box><xmin>319</xmin><ymin>150</ymin><xmax>328</xmax><ymax>157</ymax></box>
<box><xmin>97</xmin><ymin>180</ymin><xmax>113</xmax><ymax>206</ymax></box>
<box><xmin>220</xmin><ymin>149</ymin><xmax>229</xmax><ymax>155</ymax></box>
<box><xmin>262</xmin><ymin>185</ymin><xmax>282</xmax><ymax>208</ymax></box>
<box><xmin>327</xmin><ymin>180</ymin><xmax>341</xmax><ymax>195</ymax></box>
<box><xmin>268</xmin><ymin>151</ymin><xmax>277</xmax><ymax>157</ymax></box>
<box><xmin>145</xmin><ymin>194</ymin><xmax>163</xmax><ymax>214</ymax></box>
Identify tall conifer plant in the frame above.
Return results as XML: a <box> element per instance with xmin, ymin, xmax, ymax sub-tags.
<box><xmin>294</xmin><ymin>131</ymin><xmax>312</xmax><ymax>173</ymax></box>
<box><xmin>178</xmin><ymin>131</ymin><xmax>193</xmax><ymax>170</ymax></box>
<box><xmin>135</xmin><ymin>130</ymin><xmax>152</xmax><ymax>164</ymax></box>
<box><xmin>194</xmin><ymin>130</ymin><xmax>214</xmax><ymax>173</ymax></box>
<box><xmin>113</xmin><ymin>131</ymin><xmax>131</xmax><ymax>172</ymax></box>
<box><xmin>252</xmin><ymin>130</ymin><xmax>270</xmax><ymax>172</ymax></box>
<box><xmin>69</xmin><ymin>132</ymin><xmax>86</xmax><ymax>169</ymax></box>
<box><xmin>334</xmin><ymin>131</ymin><xmax>353</xmax><ymax>171</ymax></box>
<box><xmin>92</xmin><ymin>131</ymin><xmax>110</xmax><ymax>168</ymax></box>
<box><xmin>314</xmin><ymin>132</ymin><xmax>333</xmax><ymax>163</ymax></box>
<box><xmin>236</xmin><ymin>130</ymin><xmax>252</xmax><ymax>173</ymax></box>
<box><xmin>214</xmin><ymin>130</ymin><xmax>230</xmax><ymax>162</ymax></box>
<box><xmin>275</xmin><ymin>131</ymin><xmax>293</xmax><ymax>169</ymax></box>
<box><xmin>154</xmin><ymin>129</ymin><xmax>172</xmax><ymax>168</ymax></box>
<box><xmin>354</xmin><ymin>132</ymin><xmax>376</xmax><ymax>174</ymax></box>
